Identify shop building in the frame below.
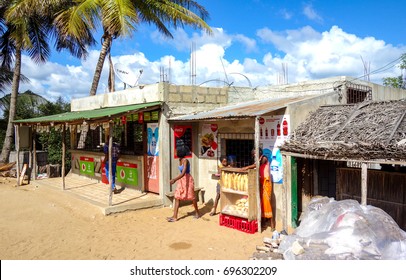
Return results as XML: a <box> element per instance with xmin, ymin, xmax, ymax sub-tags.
<box><xmin>14</xmin><ymin>76</ymin><xmax>406</xmax><ymax>232</ymax></box>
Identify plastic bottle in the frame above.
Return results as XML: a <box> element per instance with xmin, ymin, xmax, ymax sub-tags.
<box><xmin>265</xmin><ymin>127</ymin><xmax>268</xmax><ymax>139</ymax></box>
<box><xmin>282</xmin><ymin>118</ymin><xmax>288</xmax><ymax>136</ymax></box>
<box><xmin>276</xmin><ymin>122</ymin><xmax>281</xmax><ymax>136</ymax></box>
<box><xmin>260</xmin><ymin>127</ymin><xmax>263</xmax><ymax>138</ymax></box>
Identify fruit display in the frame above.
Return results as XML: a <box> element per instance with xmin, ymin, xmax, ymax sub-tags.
<box><xmin>221</xmin><ymin>171</ymin><xmax>249</xmax><ymax>192</ymax></box>
<box><xmin>222</xmin><ymin>197</ymin><xmax>249</xmax><ymax>217</ymax></box>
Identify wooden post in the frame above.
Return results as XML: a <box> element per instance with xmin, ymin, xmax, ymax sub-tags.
<box><xmin>255</xmin><ymin>117</ymin><xmax>261</xmax><ymax>232</ymax></box>
<box><xmin>108</xmin><ymin>122</ymin><xmax>113</xmax><ymax>206</ymax></box>
<box><xmin>15</xmin><ymin>125</ymin><xmax>20</xmax><ymax>187</ymax></box>
<box><xmin>32</xmin><ymin>126</ymin><xmax>37</xmax><ymax>181</ymax></box>
<box><xmin>361</xmin><ymin>162</ymin><xmax>368</xmax><ymax>206</ymax></box>
<box><xmin>62</xmin><ymin>124</ymin><xmax>66</xmax><ymax>190</ymax></box>
<box><xmin>282</xmin><ymin>155</ymin><xmax>288</xmax><ymax>232</ymax></box>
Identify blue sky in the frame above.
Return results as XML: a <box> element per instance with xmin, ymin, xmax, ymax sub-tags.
<box><xmin>12</xmin><ymin>0</ymin><xmax>406</xmax><ymax>101</ymax></box>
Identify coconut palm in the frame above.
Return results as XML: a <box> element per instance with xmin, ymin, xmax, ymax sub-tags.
<box><xmin>0</xmin><ymin>0</ymin><xmax>93</xmax><ymax>163</ymax></box>
<box><xmin>55</xmin><ymin>0</ymin><xmax>211</xmax><ymax>96</ymax></box>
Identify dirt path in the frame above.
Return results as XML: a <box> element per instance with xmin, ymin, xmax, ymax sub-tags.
<box><xmin>0</xmin><ymin>177</ymin><xmax>271</xmax><ymax>260</ymax></box>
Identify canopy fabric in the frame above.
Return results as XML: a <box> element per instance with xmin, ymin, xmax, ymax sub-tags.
<box><xmin>13</xmin><ymin>102</ymin><xmax>162</xmax><ymax>126</ymax></box>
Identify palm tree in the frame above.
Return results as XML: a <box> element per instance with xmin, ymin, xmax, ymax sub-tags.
<box><xmin>55</xmin><ymin>0</ymin><xmax>211</xmax><ymax>96</ymax></box>
<box><xmin>0</xmin><ymin>0</ymin><xmax>93</xmax><ymax>163</ymax></box>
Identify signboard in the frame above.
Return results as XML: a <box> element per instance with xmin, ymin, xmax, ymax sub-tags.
<box><xmin>147</xmin><ymin>123</ymin><xmax>159</xmax><ymax>156</ymax></box>
<box><xmin>173</xmin><ymin>125</ymin><xmax>192</xmax><ymax>158</ymax></box>
<box><xmin>259</xmin><ymin>115</ymin><xmax>290</xmax><ymax>183</ymax></box>
<box><xmin>200</xmin><ymin>123</ymin><xmax>218</xmax><ymax>158</ymax></box>
<box><xmin>116</xmin><ymin>162</ymin><xmax>138</xmax><ymax>186</ymax></box>
<box><xmin>79</xmin><ymin>157</ymin><xmax>95</xmax><ymax>176</ymax></box>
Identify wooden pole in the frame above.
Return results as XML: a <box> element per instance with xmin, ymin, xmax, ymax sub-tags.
<box><xmin>282</xmin><ymin>154</ymin><xmax>288</xmax><ymax>232</ymax></box>
<box><xmin>15</xmin><ymin>125</ymin><xmax>20</xmax><ymax>187</ymax></box>
<box><xmin>32</xmin><ymin>126</ymin><xmax>37</xmax><ymax>181</ymax></box>
<box><xmin>62</xmin><ymin>124</ymin><xmax>66</xmax><ymax>190</ymax></box>
<box><xmin>108</xmin><ymin>122</ymin><xmax>113</xmax><ymax>206</ymax></box>
<box><xmin>255</xmin><ymin>117</ymin><xmax>261</xmax><ymax>232</ymax></box>
<box><xmin>361</xmin><ymin>162</ymin><xmax>368</xmax><ymax>206</ymax></box>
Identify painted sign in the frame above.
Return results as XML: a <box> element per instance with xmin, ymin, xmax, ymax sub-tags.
<box><xmin>200</xmin><ymin>123</ymin><xmax>218</xmax><ymax>158</ymax></box>
<box><xmin>147</xmin><ymin>123</ymin><xmax>159</xmax><ymax>156</ymax></box>
<box><xmin>174</xmin><ymin>125</ymin><xmax>192</xmax><ymax>158</ymax></box>
<box><xmin>116</xmin><ymin>162</ymin><xmax>138</xmax><ymax>186</ymax></box>
<box><xmin>259</xmin><ymin>115</ymin><xmax>290</xmax><ymax>183</ymax></box>
<box><xmin>79</xmin><ymin>156</ymin><xmax>95</xmax><ymax>176</ymax></box>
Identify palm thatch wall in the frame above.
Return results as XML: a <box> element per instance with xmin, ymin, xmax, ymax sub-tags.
<box><xmin>281</xmin><ymin>100</ymin><xmax>406</xmax><ymax>161</ymax></box>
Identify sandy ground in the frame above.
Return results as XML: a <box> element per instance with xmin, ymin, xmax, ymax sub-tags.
<box><xmin>0</xmin><ymin>177</ymin><xmax>272</xmax><ymax>260</ymax></box>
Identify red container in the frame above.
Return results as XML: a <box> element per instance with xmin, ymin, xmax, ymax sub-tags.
<box><xmin>219</xmin><ymin>214</ymin><xmax>258</xmax><ymax>234</ymax></box>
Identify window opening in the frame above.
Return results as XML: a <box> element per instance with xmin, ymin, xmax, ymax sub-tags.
<box><xmin>346</xmin><ymin>83</ymin><xmax>372</xmax><ymax>104</ymax></box>
<box><xmin>217</xmin><ymin>133</ymin><xmax>254</xmax><ymax>168</ymax></box>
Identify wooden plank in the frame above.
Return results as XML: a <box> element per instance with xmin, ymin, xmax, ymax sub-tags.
<box><xmin>361</xmin><ymin>162</ymin><xmax>368</xmax><ymax>205</ymax></box>
<box><xmin>386</xmin><ymin>111</ymin><xmax>406</xmax><ymax>145</ymax></box>
<box><xmin>19</xmin><ymin>163</ymin><xmax>27</xmax><ymax>185</ymax></box>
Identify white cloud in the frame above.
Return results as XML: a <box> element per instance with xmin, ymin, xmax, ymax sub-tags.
<box><xmin>279</xmin><ymin>9</ymin><xmax>293</xmax><ymax>20</ymax></box>
<box><xmin>11</xmin><ymin>24</ymin><xmax>406</xmax><ymax>102</ymax></box>
<box><xmin>303</xmin><ymin>3</ymin><xmax>323</xmax><ymax>23</ymax></box>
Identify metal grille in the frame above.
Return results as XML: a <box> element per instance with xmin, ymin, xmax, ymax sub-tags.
<box><xmin>217</xmin><ymin>133</ymin><xmax>254</xmax><ymax>168</ymax></box>
<box><xmin>346</xmin><ymin>83</ymin><xmax>372</xmax><ymax>104</ymax></box>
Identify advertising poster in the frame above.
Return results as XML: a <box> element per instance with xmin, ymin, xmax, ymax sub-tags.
<box><xmin>200</xmin><ymin>123</ymin><xmax>218</xmax><ymax>158</ymax></box>
<box><xmin>147</xmin><ymin>123</ymin><xmax>159</xmax><ymax>156</ymax></box>
<box><xmin>173</xmin><ymin>125</ymin><xmax>192</xmax><ymax>158</ymax></box>
<box><xmin>259</xmin><ymin>115</ymin><xmax>290</xmax><ymax>183</ymax></box>
<box><xmin>79</xmin><ymin>157</ymin><xmax>94</xmax><ymax>176</ymax></box>
<box><xmin>146</xmin><ymin>156</ymin><xmax>158</xmax><ymax>180</ymax></box>
<box><xmin>116</xmin><ymin>162</ymin><xmax>138</xmax><ymax>186</ymax></box>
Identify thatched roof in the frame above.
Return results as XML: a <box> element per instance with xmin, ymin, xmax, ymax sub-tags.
<box><xmin>280</xmin><ymin>100</ymin><xmax>406</xmax><ymax>162</ymax></box>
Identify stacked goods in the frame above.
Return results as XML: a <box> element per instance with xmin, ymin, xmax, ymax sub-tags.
<box><xmin>222</xmin><ymin>197</ymin><xmax>249</xmax><ymax>216</ymax></box>
<box><xmin>221</xmin><ymin>171</ymin><xmax>249</xmax><ymax>192</ymax></box>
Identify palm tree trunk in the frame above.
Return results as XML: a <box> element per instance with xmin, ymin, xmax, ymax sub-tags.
<box><xmin>0</xmin><ymin>48</ymin><xmax>21</xmax><ymax>163</ymax></box>
<box><xmin>89</xmin><ymin>35</ymin><xmax>112</xmax><ymax>96</ymax></box>
<box><xmin>108</xmin><ymin>52</ymin><xmax>115</xmax><ymax>92</ymax></box>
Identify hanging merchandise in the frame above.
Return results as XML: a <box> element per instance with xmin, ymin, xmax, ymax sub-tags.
<box><xmin>144</xmin><ymin>112</ymin><xmax>151</xmax><ymax>121</ymax></box>
<box><xmin>151</xmin><ymin>111</ymin><xmax>159</xmax><ymax>121</ymax></box>
<box><xmin>138</xmin><ymin>112</ymin><xmax>144</xmax><ymax>124</ymax></box>
<box><xmin>121</xmin><ymin>115</ymin><xmax>127</xmax><ymax>125</ymax></box>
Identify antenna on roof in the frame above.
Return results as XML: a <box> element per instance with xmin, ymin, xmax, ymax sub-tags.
<box><xmin>113</xmin><ymin>63</ymin><xmax>142</xmax><ymax>88</ymax></box>
<box><xmin>190</xmin><ymin>42</ymin><xmax>196</xmax><ymax>85</ymax></box>
<box><xmin>360</xmin><ymin>55</ymin><xmax>370</xmax><ymax>82</ymax></box>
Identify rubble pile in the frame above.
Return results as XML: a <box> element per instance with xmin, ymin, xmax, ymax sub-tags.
<box><xmin>278</xmin><ymin>197</ymin><xmax>406</xmax><ymax>260</ymax></box>
<box><xmin>250</xmin><ymin>232</ymin><xmax>284</xmax><ymax>260</ymax></box>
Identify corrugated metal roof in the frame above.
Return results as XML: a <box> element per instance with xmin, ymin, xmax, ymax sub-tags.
<box><xmin>14</xmin><ymin>101</ymin><xmax>162</xmax><ymax>125</ymax></box>
<box><xmin>169</xmin><ymin>95</ymin><xmax>316</xmax><ymax>121</ymax></box>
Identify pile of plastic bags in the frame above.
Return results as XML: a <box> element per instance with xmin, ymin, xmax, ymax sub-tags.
<box><xmin>279</xmin><ymin>197</ymin><xmax>406</xmax><ymax>260</ymax></box>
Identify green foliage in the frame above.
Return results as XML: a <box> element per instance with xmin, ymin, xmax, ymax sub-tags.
<box><xmin>37</xmin><ymin>97</ymin><xmax>71</xmax><ymax>174</ymax></box>
<box><xmin>0</xmin><ymin>91</ymin><xmax>71</xmax><ymax>173</ymax></box>
<box><xmin>383</xmin><ymin>76</ymin><xmax>405</xmax><ymax>89</ymax></box>
<box><xmin>382</xmin><ymin>53</ymin><xmax>406</xmax><ymax>89</ymax></box>
<box><xmin>38</xmin><ymin>127</ymin><xmax>71</xmax><ymax>174</ymax></box>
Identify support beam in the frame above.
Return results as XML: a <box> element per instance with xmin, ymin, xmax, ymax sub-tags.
<box><xmin>255</xmin><ymin>117</ymin><xmax>261</xmax><ymax>233</ymax></box>
<box><xmin>361</xmin><ymin>162</ymin><xmax>368</xmax><ymax>206</ymax></box>
<box><xmin>62</xmin><ymin>124</ymin><xmax>66</xmax><ymax>190</ymax></box>
<box><xmin>32</xmin><ymin>127</ymin><xmax>37</xmax><ymax>181</ymax></box>
<box><xmin>108</xmin><ymin>122</ymin><xmax>113</xmax><ymax>206</ymax></box>
<box><xmin>15</xmin><ymin>125</ymin><xmax>20</xmax><ymax>187</ymax></box>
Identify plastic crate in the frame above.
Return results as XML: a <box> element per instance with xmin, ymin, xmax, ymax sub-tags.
<box><xmin>219</xmin><ymin>214</ymin><xmax>258</xmax><ymax>234</ymax></box>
